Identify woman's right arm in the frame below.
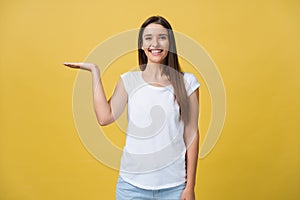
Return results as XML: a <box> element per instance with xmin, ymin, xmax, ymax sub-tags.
<box><xmin>63</xmin><ymin>62</ymin><xmax>128</xmax><ymax>126</ymax></box>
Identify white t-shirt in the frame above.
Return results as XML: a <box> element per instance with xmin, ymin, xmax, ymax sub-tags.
<box><xmin>119</xmin><ymin>70</ymin><xmax>200</xmax><ymax>190</ymax></box>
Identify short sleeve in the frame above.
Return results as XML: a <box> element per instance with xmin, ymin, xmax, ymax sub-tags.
<box><xmin>120</xmin><ymin>71</ymin><xmax>142</xmax><ymax>96</ymax></box>
<box><xmin>120</xmin><ymin>72</ymin><xmax>130</xmax><ymax>95</ymax></box>
<box><xmin>184</xmin><ymin>72</ymin><xmax>200</xmax><ymax>96</ymax></box>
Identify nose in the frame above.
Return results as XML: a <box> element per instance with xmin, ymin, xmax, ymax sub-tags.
<box><xmin>151</xmin><ymin>37</ymin><xmax>159</xmax><ymax>47</ymax></box>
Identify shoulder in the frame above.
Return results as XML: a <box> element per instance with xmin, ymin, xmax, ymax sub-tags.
<box><xmin>120</xmin><ymin>70</ymin><xmax>142</xmax><ymax>94</ymax></box>
<box><xmin>183</xmin><ymin>72</ymin><xmax>200</xmax><ymax>86</ymax></box>
<box><xmin>120</xmin><ymin>70</ymin><xmax>140</xmax><ymax>79</ymax></box>
<box><xmin>183</xmin><ymin>72</ymin><xmax>197</xmax><ymax>80</ymax></box>
<box><xmin>120</xmin><ymin>71</ymin><xmax>141</xmax><ymax>83</ymax></box>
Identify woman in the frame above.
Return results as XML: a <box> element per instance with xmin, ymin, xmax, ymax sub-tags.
<box><xmin>63</xmin><ymin>15</ymin><xmax>200</xmax><ymax>200</ymax></box>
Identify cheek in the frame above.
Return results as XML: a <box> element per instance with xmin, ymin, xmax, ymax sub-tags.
<box><xmin>160</xmin><ymin>41</ymin><xmax>169</xmax><ymax>50</ymax></box>
<box><xmin>142</xmin><ymin>45</ymin><xmax>148</xmax><ymax>52</ymax></box>
<box><xmin>142</xmin><ymin>40</ymin><xmax>151</xmax><ymax>48</ymax></box>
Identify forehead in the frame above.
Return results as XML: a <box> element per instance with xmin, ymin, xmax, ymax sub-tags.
<box><xmin>143</xmin><ymin>23</ymin><xmax>168</xmax><ymax>35</ymax></box>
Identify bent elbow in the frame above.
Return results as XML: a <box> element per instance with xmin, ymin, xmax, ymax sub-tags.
<box><xmin>95</xmin><ymin>110</ymin><xmax>116</xmax><ymax>126</ymax></box>
<box><xmin>98</xmin><ymin>119</ymin><xmax>109</xmax><ymax>126</ymax></box>
<box><xmin>97</xmin><ymin>116</ymin><xmax>114</xmax><ymax>126</ymax></box>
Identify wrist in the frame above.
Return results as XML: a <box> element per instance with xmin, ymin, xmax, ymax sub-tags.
<box><xmin>185</xmin><ymin>182</ymin><xmax>195</xmax><ymax>190</ymax></box>
<box><xmin>91</xmin><ymin>65</ymin><xmax>100</xmax><ymax>73</ymax></box>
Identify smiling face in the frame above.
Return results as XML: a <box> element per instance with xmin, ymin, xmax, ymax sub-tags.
<box><xmin>142</xmin><ymin>23</ymin><xmax>170</xmax><ymax>64</ymax></box>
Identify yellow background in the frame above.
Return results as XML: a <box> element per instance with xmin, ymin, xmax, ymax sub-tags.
<box><xmin>1</xmin><ymin>0</ymin><xmax>299</xmax><ymax>199</ymax></box>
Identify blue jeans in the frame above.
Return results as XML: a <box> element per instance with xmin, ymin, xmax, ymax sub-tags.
<box><xmin>116</xmin><ymin>176</ymin><xmax>186</xmax><ymax>200</ymax></box>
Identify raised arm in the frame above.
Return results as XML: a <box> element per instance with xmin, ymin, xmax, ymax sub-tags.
<box><xmin>63</xmin><ymin>62</ymin><xmax>127</xmax><ymax>126</ymax></box>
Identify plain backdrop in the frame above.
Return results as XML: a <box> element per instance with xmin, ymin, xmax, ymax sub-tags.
<box><xmin>1</xmin><ymin>0</ymin><xmax>299</xmax><ymax>199</ymax></box>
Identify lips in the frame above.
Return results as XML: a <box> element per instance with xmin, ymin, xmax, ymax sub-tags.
<box><xmin>149</xmin><ymin>49</ymin><xmax>163</xmax><ymax>53</ymax></box>
<box><xmin>149</xmin><ymin>49</ymin><xmax>164</xmax><ymax>56</ymax></box>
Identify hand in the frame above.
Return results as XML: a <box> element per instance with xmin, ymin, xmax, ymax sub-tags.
<box><xmin>63</xmin><ymin>62</ymin><xmax>98</xmax><ymax>72</ymax></box>
<box><xmin>181</xmin><ymin>187</ymin><xmax>195</xmax><ymax>200</ymax></box>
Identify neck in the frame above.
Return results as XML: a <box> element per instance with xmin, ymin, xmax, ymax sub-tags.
<box><xmin>144</xmin><ymin>63</ymin><xmax>164</xmax><ymax>78</ymax></box>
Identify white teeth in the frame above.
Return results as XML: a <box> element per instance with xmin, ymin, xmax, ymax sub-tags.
<box><xmin>150</xmin><ymin>50</ymin><xmax>163</xmax><ymax>53</ymax></box>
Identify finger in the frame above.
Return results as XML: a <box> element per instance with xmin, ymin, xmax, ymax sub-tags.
<box><xmin>63</xmin><ymin>62</ymin><xmax>81</xmax><ymax>68</ymax></box>
<box><xmin>63</xmin><ymin>62</ymin><xmax>78</xmax><ymax>66</ymax></box>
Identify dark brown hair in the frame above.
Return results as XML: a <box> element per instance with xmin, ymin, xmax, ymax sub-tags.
<box><xmin>138</xmin><ymin>15</ymin><xmax>190</xmax><ymax>124</ymax></box>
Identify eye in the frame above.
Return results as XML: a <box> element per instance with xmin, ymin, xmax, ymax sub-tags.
<box><xmin>159</xmin><ymin>36</ymin><xmax>167</xmax><ymax>40</ymax></box>
<box><xmin>144</xmin><ymin>37</ymin><xmax>152</xmax><ymax>40</ymax></box>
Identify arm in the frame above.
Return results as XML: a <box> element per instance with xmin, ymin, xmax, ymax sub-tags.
<box><xmin>63</xmin><ymin>62</ymin><xmax>127</xmax><ymax>126</ymax></box>
<box><xmin>91</xmin><ymin>67</ymin><xmax>127</xmax><ymax>125</ymax></box>
<box><xmin>181</xmin><ymin>88</ymin><xmax>199</xmax><ymax>200</ymax></box>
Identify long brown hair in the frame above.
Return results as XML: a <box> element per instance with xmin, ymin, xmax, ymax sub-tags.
<box><xmin>138</xmin><ymin>15</ymin><xmax>190</xmax><ymax>124</ymax></box>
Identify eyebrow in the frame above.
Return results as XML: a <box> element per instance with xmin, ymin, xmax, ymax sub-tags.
<box><xmin>143</xmin><ymin>33</ymin><xmax>168</xmax><ymax>37</ymax></box>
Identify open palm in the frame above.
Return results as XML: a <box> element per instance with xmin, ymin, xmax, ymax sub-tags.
<box><xmin>63</xmin><ymin>62</ymin><xmax>97</xmax><ymax>72</ymax></box>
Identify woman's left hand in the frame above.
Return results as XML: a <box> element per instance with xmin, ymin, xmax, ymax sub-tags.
<box><xmin>181</xmin><ymin>187</ymin><xmax>195</xmax><ymax>200</ymax></box>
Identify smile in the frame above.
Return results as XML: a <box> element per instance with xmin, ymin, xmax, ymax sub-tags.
<box><xmin>149</xmin><ymin>49</ymin><xmax>164</xmax><ymax>56</ymax></box>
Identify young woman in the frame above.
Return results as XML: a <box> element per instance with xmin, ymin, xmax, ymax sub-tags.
<box><xmin>64</xmin><ymin>15</ymin><xmax>200</xmax><ymax>200</ymax></box>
